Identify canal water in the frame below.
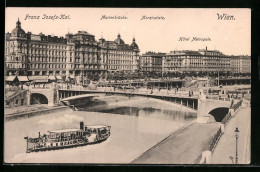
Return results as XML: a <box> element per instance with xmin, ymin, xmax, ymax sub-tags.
<box><xmin>5</xmin><ymin>96</ymin><xmax>196</xmax><ymax>163</ymax></box>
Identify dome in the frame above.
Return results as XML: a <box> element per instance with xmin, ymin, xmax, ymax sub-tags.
<box><xmin>130</xmin><ymin>37</ymin><xmax>139</xmax><ymax>49</ymax></box>
<box><xmin>11</xmin><ymin>19</ymin><xmax>26</xmax><ymax>38</ymax></box>
<box><xmin>114</xmin><ymin>34</ymin><xmax>125</xmax><ymax>44</ymax></box>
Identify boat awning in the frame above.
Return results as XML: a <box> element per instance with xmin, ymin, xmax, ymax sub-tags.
<box><xmin>85</xmin><ymin>125</ymin><xmax>111</xmax><ymax>129</ymax></box>
<box><xmin>56</xmin><ymin>76</ymin><xmax>62</xmax><ymax>80</ymax></box>
<box><xmin>17</xmin><ymin>76</ymin><xmax>29</xmax><ymax>82</ymax></box>
<box><xmin>48</xmin><ymin>128</ymin><xmax>81</xmax><ymax>133</ymax></box>
<box><xmin>5</xmin><ymin>76</ymin><xmax>17</xmax><ymax>82</ymax></box>
<box><xmin>69</xmin><ymin>75</ymin><xmax>74</xmax><ymax>78</ymax></box>
<box><xmin>28</xmin><ymin>76</ymin><xmax>49</xmax><ymax>82</ymax></box>
<box><xmin>48</xmin><ymin>75</ymin><xmax>56</xmax><ymax>80</ymax></box>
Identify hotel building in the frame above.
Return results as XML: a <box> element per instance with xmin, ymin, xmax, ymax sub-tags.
<box><xmin>162</xmin><ymin>48</ymin><xmax>231</xmax><ymax>73</ymax></box>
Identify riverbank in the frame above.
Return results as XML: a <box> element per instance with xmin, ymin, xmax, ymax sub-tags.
<box><xmin>5</xmin><ymin>105</ymin><xmax>70</xmax><ymax>122</ymax></box>
<box><xmin>131</xmin><ymin>122</ymin><xmax>220</xmax><ymax>164</ymax></box>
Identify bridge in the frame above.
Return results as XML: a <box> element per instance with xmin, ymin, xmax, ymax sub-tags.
<box><xmin>9</xmin><ymin>84</ymin><xmax>246</xmax><ymax>122</ymax></box>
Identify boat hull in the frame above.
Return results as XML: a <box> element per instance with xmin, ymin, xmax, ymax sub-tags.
<box><xmin>26</xmin><ymin>137</ymin><xmax>109</xmax><ymax>153</ymax></box>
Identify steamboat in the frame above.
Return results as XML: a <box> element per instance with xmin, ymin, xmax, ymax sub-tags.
<box><xmin>24</xmin><ymin>121</ymin><xmax>111</xmax><ymax>153</ymax></box>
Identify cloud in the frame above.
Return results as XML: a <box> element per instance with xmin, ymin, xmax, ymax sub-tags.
<box><xmin>38</xmin><ymin>114</ymin><xmax>84</xmax><ymax>125</ymax></box>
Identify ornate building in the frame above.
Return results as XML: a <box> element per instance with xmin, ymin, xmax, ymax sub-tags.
<box><xmin>5</xmin><ymin>19</ymin><xmax>140</xmax><ymax>84</ymax></box>
<box><xmin>98</xmin><ymin>34</ymin><xmax>140</xmax><ymax>72</ymax></box>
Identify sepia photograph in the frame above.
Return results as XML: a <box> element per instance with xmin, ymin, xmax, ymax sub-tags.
<box><xmin>4</xmin><ymin>8</ymin><xmax>251</xmax><ymax>164</ymax></box>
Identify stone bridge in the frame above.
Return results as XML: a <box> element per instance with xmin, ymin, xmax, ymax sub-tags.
<box><xmin>29</xmin><ymin>87</ymin><xmax>56</xmax><ymax>106</ymax></box>
<box><xmin>27</xmin><ymin>86</ymin><xmax>238</xmax><ymax>122</ymax></box>
<box><xmin>198</xmin><ymin>98</ymin><xmax>231</xmax><ymax>122</ymax></box>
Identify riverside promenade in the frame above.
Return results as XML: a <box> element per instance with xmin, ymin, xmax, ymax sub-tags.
<box><xmin>211</xmin><ymin>104</ymin><xmax>251</xmax><ymax>164</ymax></box>
<box><xmin>131</xmin><ymin>122</ymin><xmax>221</xmax><ymax>164</ymax></box>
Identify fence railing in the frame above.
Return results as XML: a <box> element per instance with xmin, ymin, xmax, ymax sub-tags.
<box><xmin>232</xmin><ymin>99</ymin><xmax>243</xmax><ymax>112</ymax></box>
<box><xmin>221</xmin><ymin>99</ymin><xmax>243</xmax><ymax>125</ymax></box>
<box><xmin>221</xmin><ymin>111</ymin><xmax>232</xmax><ymax>125</ymax></box>
<box><xmin>209</xmin><ymin>127</ymin><xmax>222</xmax><ymax>152</ymax></box>
<box><xmin>5</xmin><ymin>89</ymin><xmax>28</xmax><ymax>101</ymax></box>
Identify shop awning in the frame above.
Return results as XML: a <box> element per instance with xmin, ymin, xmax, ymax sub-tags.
<box><xmin>48</xmin><ymin>75</ymin><xmax>56</xmax><ymax>80</ymax></box>
<box><xmin>28</xmin><ymin>76</ymin><xmax>49</xmax><ymax>83</ymax></box>
<box><xmin>17</xmin><ymin>76</ymin><xmax>29</xmax><ymax>82</ymax></box>
<box><xmin>5</xmin><ymin>76</ymin><xmax>17</xmax><ymax>82</ymax></box>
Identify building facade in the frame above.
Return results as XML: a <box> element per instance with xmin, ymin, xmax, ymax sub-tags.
<box><xmin>230</xmin><ymin>55</ymin><xmax>251</xmax><ymax>74</ymax></box>
<box><xmin>162</xmin><ymin>48</ymin><xmax>232</xmax><ymax>73</ymax></box>
<box><xmin>5</xmin><ymin>19</ymin><xmax>140</xmax><ymax>84</ymax></box>
<box><xmin>141</xmin><ymin>52</ymin><xmax>165</xmax><ymax>73</ymax></box>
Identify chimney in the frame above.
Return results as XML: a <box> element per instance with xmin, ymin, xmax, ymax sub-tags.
<box><xmin>80</xmin><ymin>121</ymin><xmax>84</xmax><ymax>130</ymax></box>
<box><xmin>206</xmin><ymin>46</ymin><xmax>207</xmax><ymax>50</ymax></box>
<box><xmin>38</xmin><ymin>132</ymin><xmax>41</xmax><ymax>138</ymax></box>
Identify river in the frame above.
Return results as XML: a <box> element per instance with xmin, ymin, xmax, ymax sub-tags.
<box><xmin>5</xmin><ymin>96</ymin><xmax>196</xmax><ymax>163</ymax></box>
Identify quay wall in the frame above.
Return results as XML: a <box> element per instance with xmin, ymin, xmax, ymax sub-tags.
<box><xmin>5</xmin><ymin>106</ymin><xmax>70</xmax><ymax>122</ymax></box>
<box><xmin>131</xmin><ymin>99</ymin><xmax>245</xmax><ymax>164</ymax></box>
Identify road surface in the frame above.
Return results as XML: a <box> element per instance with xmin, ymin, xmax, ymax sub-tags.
<box><xmin>132</xmin><ymin>123</ymin><xmax>220</xmax><ymax>164</ymax></box>
<box><xmin>211</xmin><ymin>103</ymin><xmax>251</xmax><ymax>164</ymax></box>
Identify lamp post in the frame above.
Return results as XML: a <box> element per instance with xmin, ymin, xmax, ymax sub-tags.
<box><xmin>235</xmin><ymin>127</ymin><xmax>240</xmax><ymax>164</ymax></box>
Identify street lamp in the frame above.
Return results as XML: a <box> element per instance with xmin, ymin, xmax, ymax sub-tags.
<box><xmin>234</xmin><ymin>127</ymin><xmax>240</xmax><ymax>164</ymax></box>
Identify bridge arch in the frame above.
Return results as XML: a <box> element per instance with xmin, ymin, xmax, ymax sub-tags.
<box><xmin>208</xmin><ymin>107</ymin><xmax>229</xmax><ymax>122</ymax></box>
<box><xmin>31</xmin><ymin>93</ymin><xmax>48</xmax><ymax>105</ymax></box>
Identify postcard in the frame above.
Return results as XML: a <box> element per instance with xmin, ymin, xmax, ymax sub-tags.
<box><xmin>4</xmin><ymin>8</ymin><xmax>251</xmax><ymax>164</ymax></box>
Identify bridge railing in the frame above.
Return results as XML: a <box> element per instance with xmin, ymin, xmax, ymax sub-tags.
<box><xmin>31</xmin><ymin>87</ymin><xmax>51</xmax><ymax>89</ymax></box>
<box><xmin>206</xmin><ymin>95</ymin><xmax>242</xmax><ymax>101</ymax></box>
<box><xmin>58</xmin><ymin>86</ymin><xmax>199</xmax><ymax>98</ymax></box>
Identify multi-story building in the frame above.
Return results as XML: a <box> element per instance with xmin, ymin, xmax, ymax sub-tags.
<box><xmin>141</xmin><ymin>52</ymin><xmax>165</xmax><ymax>73</ymax></box>
<box><xmin>98</xmin><ymin>34</ymin><xmax>140</xmax><ymax>73</ymax></box>
<box><xmin>230</xmin><ymin>55</ymin><xmax>251</xmax><ymax>74</ymax></box>
<box><xmin>5</xmin><ymin>19</ymin><xmax>140</xmax><ymax>84</ymax></box>
<box><xmin>162</xmin><ymin>48</ymin><xmax>231</xmax><ymax>73</ymax></box>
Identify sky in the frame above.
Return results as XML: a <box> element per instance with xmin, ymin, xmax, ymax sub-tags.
<box><xmin>5</xmin><ymin>8</ymin><xmax>251</xmax><ymax>56</ymax></box>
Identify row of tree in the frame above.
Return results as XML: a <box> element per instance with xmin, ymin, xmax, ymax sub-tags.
<box><xmin>106</xmin><ymin>71</ymin><xmax>251</xmax><ymax>81</ymax></box>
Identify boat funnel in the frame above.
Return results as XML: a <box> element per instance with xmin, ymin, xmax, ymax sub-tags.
<box><xmin>80</xmin><ymin>121</ymin><xmax>84</xmax><ymax>130</ymax></box>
